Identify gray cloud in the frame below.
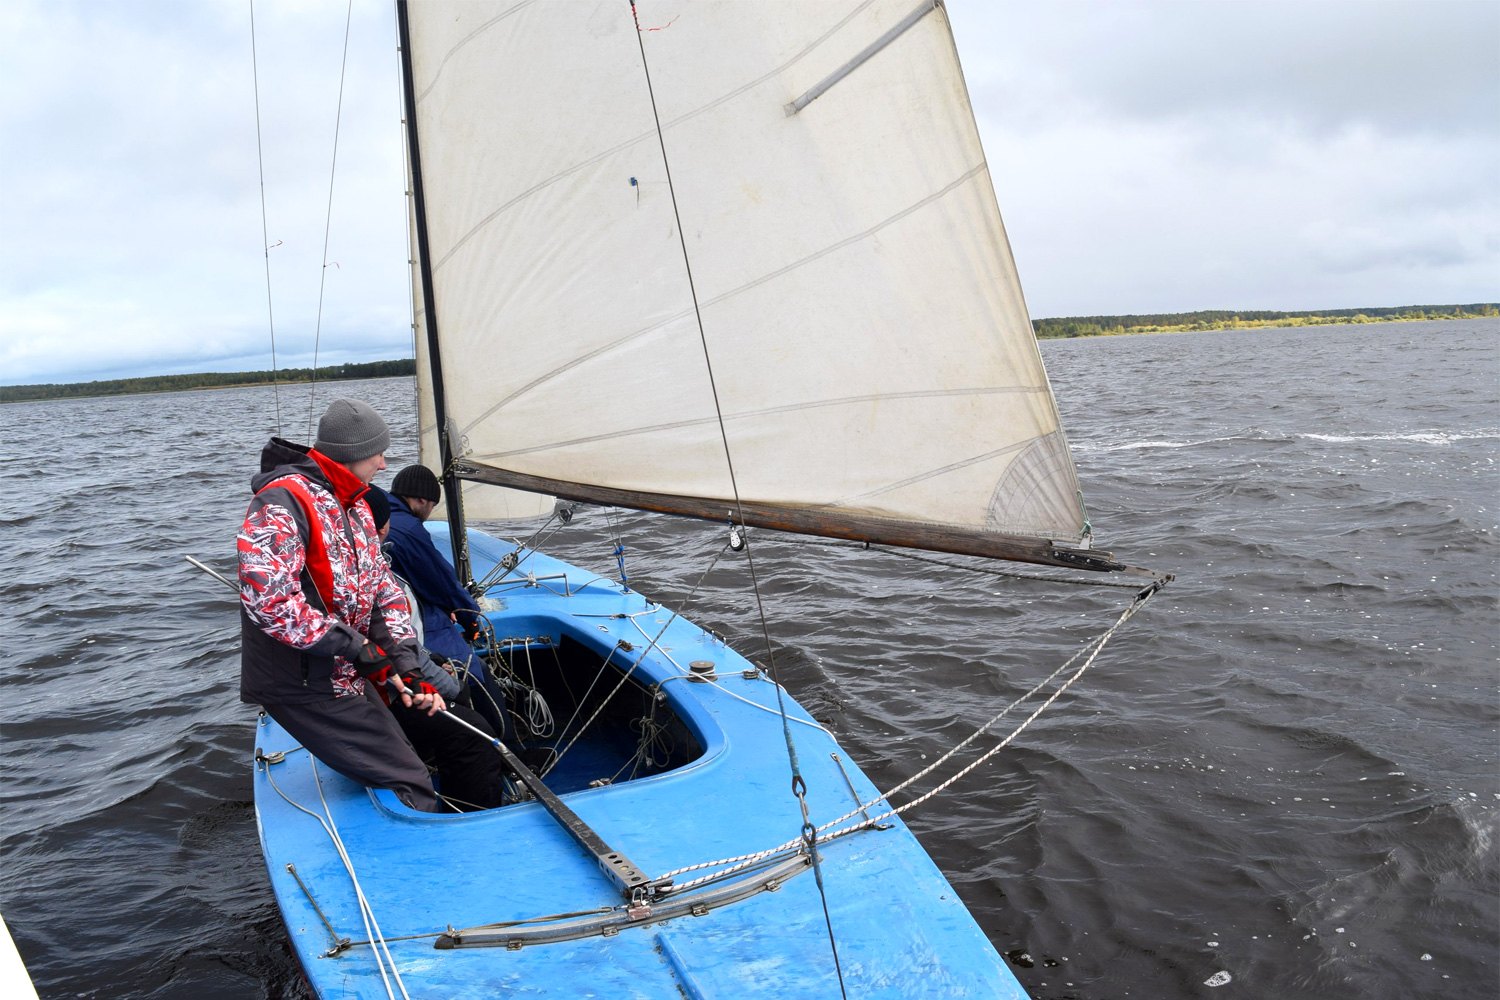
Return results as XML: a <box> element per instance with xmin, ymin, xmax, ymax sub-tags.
<box><xmin>2</xmin><ymin>0</ymin><xmax>1496</xmax><ymax>385</ymax></box>
<box><xmin>964</xmin><ymin>0</ymin><xmax>1499</xmax><ymax>136</ymax></box>
<box><xmin>949</xmin><ymin>0</ymin><xmax>1499</xmax><ymax>315</ymax></box>
<box><xmin>1</xmin><ymin>0</ymin><xmax>411</xmax><ymax>385</ymax></box>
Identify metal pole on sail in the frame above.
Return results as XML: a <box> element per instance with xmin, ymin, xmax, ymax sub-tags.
<box><xmin>394</xmin><ymin>0</ymin><xmax>472</xmax><ymax>587</ymax></box>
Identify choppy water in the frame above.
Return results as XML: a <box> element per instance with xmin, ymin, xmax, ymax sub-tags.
<box><xmin>2</xmin><ymin>319</ymin><xmax>1496</xmax><ymax>999</ymax></box>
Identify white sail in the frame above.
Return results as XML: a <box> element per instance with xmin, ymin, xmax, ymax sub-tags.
<box><xmin>405</xmin><ymin>0</ymin><xmax>1089</xmax><ymax>554</ymax></box>
<box><xmin>413</xmin><ymin>253</ymin><xmax>552</xmax><ymax>522</ymax></box>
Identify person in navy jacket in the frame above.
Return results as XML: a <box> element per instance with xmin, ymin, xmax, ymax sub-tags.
<box><xmin>382</xmin><ymin>465</ymin><xmax>514</xmax><ymax>736</ymax></box>
<box><xmin>383</xmin><ymin>464</ymin><xmax>483</xmax><ymax>664</ymax></box>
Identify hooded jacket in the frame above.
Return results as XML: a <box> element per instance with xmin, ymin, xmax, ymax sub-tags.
<box><xmin>383</xmin><ymin>490</ymin><xmax>481</xmax><ymax>661</ymax></box>
<box><xmin>238</xmin><ymin>437</ymin><xmax>418</xmax><ymax>705</ymax></box>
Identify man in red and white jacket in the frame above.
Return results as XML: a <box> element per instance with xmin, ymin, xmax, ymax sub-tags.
<box><xmin>238</xmin><ymin>398</ymin><xmax>443</xmax><ymax>812</ymax></box>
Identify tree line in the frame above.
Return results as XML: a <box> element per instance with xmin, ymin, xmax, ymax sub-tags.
<box><xmin>0</xmin><ymin>359</ymin><xmax>417</xmax><ymax>404</ymax></box>
<box><xmin>1032</xmin><ymin>303</ymin><xmax>1498</xmax><ymax>339</ymax></box>
<box><xmin>5</xmin><ymin>303</ymin><xmax>1495</xmax><ymax>402</ymax></box>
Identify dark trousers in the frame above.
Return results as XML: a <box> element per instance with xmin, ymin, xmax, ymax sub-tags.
<box><xmin>388</xmin><ymin>699</ymin><xmax>507</xmax><ymax>810</ymax></box>
<box><xmin>264</xmin><ymin>684</ymin><xmax>440</xmax><ymax>813</ymax></box>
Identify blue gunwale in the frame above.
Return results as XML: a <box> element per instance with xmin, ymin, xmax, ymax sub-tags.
<box><xmin>252</xmin><ymin>526</ymin><xmax>1030</xmax><ymax>998</ymax></box>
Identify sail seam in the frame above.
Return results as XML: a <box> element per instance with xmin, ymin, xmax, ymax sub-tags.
<box><xmin>421</xmin><ymin>0</ymin><xmax>874</xmax><ymax>274</ymax></box>
<box><xmin>455</xmin><ymin>161</ymin><xmax>993</xmax><ymax>433</ymax></box>
<box><xmin>466</xmin><ymin>385</ymin><xmax>1045</xmax><ymax>461</ymax></box>
<box><xmin>412</xmin><ymin>0</ymin><xmax>535</xmax><ymax>105</ymax></box>
<box><xmin>831</xmin><ymin>438</ymin><xmax>1032</xmax><ymax>507</ymax></box>
<box><xmin>696</xmin><ymin>162</ymin><xmax>989</xmax><ymax>310</ymax></box>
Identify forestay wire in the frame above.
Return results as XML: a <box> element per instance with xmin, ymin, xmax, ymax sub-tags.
<box><xmin>626</xmin><ymin>4</ymin><xmax>848</xmax><ymax>994</ymax></box>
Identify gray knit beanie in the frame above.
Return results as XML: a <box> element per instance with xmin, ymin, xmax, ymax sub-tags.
<box><xmin>314</xmin><ymin>398</ymin><xmax>390</xmax><ymax>463</ymax></box>
<box><xmin>391</xmin><ymin>464</ymin><xmax>442</xmax><ymax>503</ymax></box>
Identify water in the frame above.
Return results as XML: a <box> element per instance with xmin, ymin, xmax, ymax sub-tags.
<box><xmin>2</xmin><ymin>320</ymin><xmax>1496</xmax><ymax>999</ymax></box>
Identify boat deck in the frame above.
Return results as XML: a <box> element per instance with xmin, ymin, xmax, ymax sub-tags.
<box><xmin>253</xmin><ymin>529</ymin><xmax>1028</xmax><ymax>998</ymax></box>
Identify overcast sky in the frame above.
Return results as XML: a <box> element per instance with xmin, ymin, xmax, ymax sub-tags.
<box><xmin>1</xmin><ymin>0</ymin><xmax>1495</xmax><ymax>386</ymax></box>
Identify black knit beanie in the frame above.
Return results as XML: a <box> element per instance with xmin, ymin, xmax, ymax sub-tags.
<box><xmin>314</xmin><ymin>399</ymin><xmax>390</xmax><ymax>463</ymax></box>
<box><xmin>391</xmin><ymin>464</ymin><xmax>441</xmax><ymax>503</ymax></box>
<box><xmin>364</xmin><ymin>488</ymin><xmax>391</xmax><ymax>530</ymax></box>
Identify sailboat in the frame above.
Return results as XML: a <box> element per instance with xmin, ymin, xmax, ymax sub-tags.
<box><xmin>252</xmin><ymin>2</ymin><xmax>1164</xmax><ymax>996</ymax></box>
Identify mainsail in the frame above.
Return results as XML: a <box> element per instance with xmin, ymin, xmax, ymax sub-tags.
<box><xmin>404</xmin><ymin>0</ymin><xmax>1102</xmax><ymax>567</ymax></box>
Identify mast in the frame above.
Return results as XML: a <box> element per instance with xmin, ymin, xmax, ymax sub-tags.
<box><xmin>395</xmin><ymin>0</ymin><xmax>472</xmax><ymax>586</ymax></box>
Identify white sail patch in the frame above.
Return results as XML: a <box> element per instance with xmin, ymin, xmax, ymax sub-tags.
<box><xmin>986</xmin><ymin>431</ymin><xmax>1086</xmax><ymax>542</ymax></box>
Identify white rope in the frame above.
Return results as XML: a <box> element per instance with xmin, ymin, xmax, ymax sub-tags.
<box><xmin>661</xmin><ymin>672</ymin><xmax>835</xmax><ymax>739</ymax></box>
<box><xmin>656</xmin><ymin>583</ymin><xmax>1161</xmax><ymax>889</ymax></box>
<box><xmin>481</xmin><ymin>639</ymin><xmax>556</xmax><ymax>737</ymax></box>
<box><xmin>261</xmin><ymin>750</ymin><xmax>411</xmax><ymax>999</ymax></box>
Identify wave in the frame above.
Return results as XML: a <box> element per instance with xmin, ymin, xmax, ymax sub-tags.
<box><xmin>1074</xmin><ymin>435</ymin><xmax>1244</xmax><ymax>453</ymax></box>
<box><xmin>1301</xmin><ymin>428</ymin><xmax>1500</xmax><ymax>446</ymax></box>
<box><xmin>1074</xmin><ymin>427</ymin><xmax>1500</xmax><ymax>453</ymax></box>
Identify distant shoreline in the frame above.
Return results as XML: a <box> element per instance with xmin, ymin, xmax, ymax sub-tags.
<box><xmin>4</xmin><ymin>306</ymin><xmax>1494</xmax><ymax>402</ymax></box>
<box><xmin>1031</xmin><ymin>303</ymin><xmax>1497</xmax><ymax>339</ymax></box>
<box><xmin>0</xmin><ymin>359</ymin><xmax>416</xmax><ymax>404</ymax></box>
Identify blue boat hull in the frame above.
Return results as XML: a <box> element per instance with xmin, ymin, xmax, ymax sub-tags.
<box><xmin>253</xmin><ymin>527</ymin><xmax>1029</xmax><ymax>997</ymax></box>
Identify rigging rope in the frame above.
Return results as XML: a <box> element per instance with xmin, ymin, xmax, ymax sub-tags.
<box><xmin>260</xmin><ymin>748</ymin><xmax>411</xmax><ymax>998</ymax></box>
<box><xmin>543</xmin><ymin>540</ymin><xmax>733</xmax><ymax>777</ymax></box>
<box><xmin>484</xmin><ymin>638</ymin><xmax>557</xmax><ymax>739</ymax></box>
<box><xmin>655</xmin><ymin>578</ymin><xmax>1166</xmax><ymax>890</ymax></box>
<box><xmin>817</xmin><ymin>536</ymin><xmax>1158</xmax><ymax>589</ymax></box>
<box><xmin>468</xmin><ymin>509</ymin><xmax>571</xmax><ymax>593</ymax></box>
<box><xmin>247</xmin><ymin>0</ymin><xmax>356</xmax><ymax>435</ymax></box>
<box><xmin>247</xmin><ymin>0</ymin><xmax>282</xmax><ymax>431</ymax></box>
<box><xmin>305</xmin><ymin>0</ymin><xmax>356</xmax><ymax>436</ymax></box>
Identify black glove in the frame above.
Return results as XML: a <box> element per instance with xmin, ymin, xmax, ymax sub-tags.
<box><xmin>398</xmin><ymin>671</ymin><xmax>438</xmax><ymax>698</ymax></box>
<box><xmin>355</xmin><ymin>641</ymin><xmax>394</xmax><ymax>679</ymax></box>
<box><xmin>459</xmin><ymin>613</ymin><xmax>484</xmax><ymax>645</ymax></box>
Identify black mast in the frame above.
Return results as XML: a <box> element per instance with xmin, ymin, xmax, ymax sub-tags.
<box><xmin>395</xmin><ymin>0</ymin><xmax>472</xmax><ymax>586</ymax></box>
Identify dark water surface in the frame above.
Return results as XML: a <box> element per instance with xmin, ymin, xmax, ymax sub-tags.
<box><xmin>2</xmin><ymin>320</ymin><xmax>1496</xmax><ymax>999</ymax></box>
